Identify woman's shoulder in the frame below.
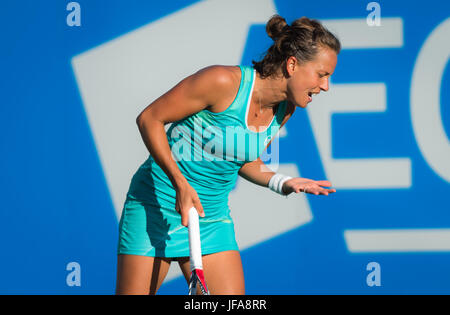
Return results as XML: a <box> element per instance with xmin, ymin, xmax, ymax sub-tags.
<box><xmin>192</xmin><ymin>65</ymin><xmax>243</xmax><ymax>107</ymax></box>
<box><xmin>195</xmin><ymin>65</ymin><xmax>241</xmax><ymax>88</ymax></box>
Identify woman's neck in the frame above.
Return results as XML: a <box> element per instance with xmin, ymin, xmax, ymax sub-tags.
<box><xmin>252</xmin><ymin>71</ymin><xmax>288</xmax><ymax>111</ymax></box>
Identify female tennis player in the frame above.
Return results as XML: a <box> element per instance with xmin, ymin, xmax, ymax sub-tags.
<box><xmin>115</xmin><ymin>14</ymin><xmax>341</xmax><ymax>295</ymax></box>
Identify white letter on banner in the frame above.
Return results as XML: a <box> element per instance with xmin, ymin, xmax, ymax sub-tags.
<box><xmin>411</xmin><ymin>18</ymin><xmax>450</xmax><ymax>183</ymax></box>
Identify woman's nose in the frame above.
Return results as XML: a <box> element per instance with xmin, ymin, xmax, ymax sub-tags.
<box><xmin>320</xmin><ymin>78</ymin><xmax>329</xmax><ymax>92</ymax></box>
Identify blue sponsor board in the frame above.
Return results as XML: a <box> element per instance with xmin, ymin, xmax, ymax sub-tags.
<box><xmin>0</xmin><ymin>0</ymin><xmax>449</xmax><ymax>294</ymax></box>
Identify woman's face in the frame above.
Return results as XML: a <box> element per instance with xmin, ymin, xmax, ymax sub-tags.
<box><xmin>286</xmin><ymin>47</ymin><xmax>338</xmax><ymax>108</ymax></box>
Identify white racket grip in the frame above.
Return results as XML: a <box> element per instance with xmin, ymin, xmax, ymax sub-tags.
<box><xmin>188</xmin><ymin>207</ymin><xmax>203</xmax><ymax>272</ymax></box>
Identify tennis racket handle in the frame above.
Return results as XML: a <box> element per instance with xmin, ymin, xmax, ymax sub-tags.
<box><xmin>188</xmin><ymin>207</ymin><xmax>203</xmax><ymax>271</ymax></box>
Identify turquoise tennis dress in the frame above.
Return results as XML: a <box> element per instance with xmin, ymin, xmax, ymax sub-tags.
<box><xmin>117</xmin><ymin>65</ymin><xmax>288</xmax><ymax>258</ymax></box>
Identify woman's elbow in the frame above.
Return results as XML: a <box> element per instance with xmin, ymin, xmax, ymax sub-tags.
<box><xmin>136</xmin><ymin>114</ymin><xmax>145</xmax><ymax>133</ymax></box>
<box><xmin>136</xmin><ymin>111</ymin><xmax>162</xmax><ymax>132</ymax></box>
<box><xmin>136</xmin><ymin>109</ymin><xmax>151</xmax><ymax>127</ymax></box>
<box><xmin>136</xmin><ymin>112</ymin><xmax>150</xmax><ymax>133</ymax></box>
<box><xmin>136</xmin><ymin>112</ymin><xmax>144</xmax><ymax>126</ymax></box>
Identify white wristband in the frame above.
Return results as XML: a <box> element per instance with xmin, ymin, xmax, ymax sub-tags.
<box><xmin>268</xmin><ymin>173</ymin><xmax>292</xmax><ymax>195</ymax></box>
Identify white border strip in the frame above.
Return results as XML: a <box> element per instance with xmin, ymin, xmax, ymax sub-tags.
<box><xmin>344</xmin><ymin>229</ymin><xmax>450</xmax><ymax>252</ymax></box>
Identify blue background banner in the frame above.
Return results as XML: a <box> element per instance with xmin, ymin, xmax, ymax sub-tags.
<box><xmin>1</xmin><ymin>0</ymin><xmax>449</xmax><ymax>294</ymax></box>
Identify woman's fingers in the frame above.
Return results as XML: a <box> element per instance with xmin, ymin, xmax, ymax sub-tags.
<box><xmin>287</xmin><ymin>178</ymin><xmax>337</xmax><ymax>196</ymax></box>
<box><xmin>176</xmin><ymin>183</ymin><xmax>205</xmax><ymax>226</ymax></box>
<box><xmin>194</xmin><ymin>199</ymin><xmax>205</xmax><ymax>218</ymax></box>
<box><xmin>181</xmin><ymin>210</ymin><xmax>189</xmax><ymax>227</ymax></box>
<box><xmin>315</xmin><ymin>180</ymin><xmax>333</xmax><ymax>187</ymax></box>
<box><xmin>296</xmin><ymin>185</ymin><xmax>336</xmax><ymax>195</ymax></box>
<box><xmin>180</xmin><ymin>203</ymin><xmax>205</xmax><ymax>227</ymax></box>
<box><xmin>315</xmin><ymin>187</ymin><xmax>336</xmax><ymax>195</ymax></box>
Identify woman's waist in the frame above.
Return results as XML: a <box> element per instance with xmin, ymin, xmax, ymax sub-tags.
<box><xmin>128</xmin><ymin>162</ymin><xmax>235</xmax><ymax>205</ymax></box>
<box><xmin>125</xmin><ymin>192</ymin><xmax>232</xmax><ymax>219</ymax></box>
<box><xmin>142</xmin><ymin>155</ymin><xmax>239</xmax><ymax>188</ymax></box>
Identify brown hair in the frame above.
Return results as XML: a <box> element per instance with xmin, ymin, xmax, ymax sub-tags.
<box><xmin>252</xmin><ymin>15</ymin><xmax>341</xmax><ymax>79</ymax></box>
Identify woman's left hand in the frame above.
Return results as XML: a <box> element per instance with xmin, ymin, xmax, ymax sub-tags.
<box><xmin>282</xmin><ymin>177</ymin><xmax>337</xmax><ymax>196</ymax></box>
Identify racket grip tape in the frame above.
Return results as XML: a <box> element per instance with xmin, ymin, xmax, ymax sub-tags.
<box><xmin>188</xmin><ymin>207</ymin><xmax>202</xmax><ymax>272</ymax></box>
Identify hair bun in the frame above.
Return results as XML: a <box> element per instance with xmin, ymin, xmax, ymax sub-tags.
<box><xmin>266</xmin><ymin>14</ymin><xmax>288</xmax><ymax>41</ymax></box>
<box><xmin>253</xmin><ymin>15</ymin><xmax>341</xmax><ymax>79</ymax></box>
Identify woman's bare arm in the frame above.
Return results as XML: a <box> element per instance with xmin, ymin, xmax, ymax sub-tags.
<box><xmin>238</xmin><ymin>101</ymin><xmax>335</xmax><ymax>196</ymax></box>
<box><xmin>137</xmin><ymin>66</ymin><xmax>237</xmax><ymax>186</ymax></box>
<box><xmin>238</xmin><ymin>102</ymin><xmax>295</xmax><ymax>187</ymax></box>
<box><xmin>238</xmin><ymin>101</ymin><xmax>336</xmax><ymax>196</ymax></box>
<box><xmin>136</xmin><ymin>66</ymin><xmax>238</xmax><ymax>224</ymax></box>
<box><xmin>237</xmin><ymin>157</ymin><xmax>275</xmax><ymax>187</ymax></box>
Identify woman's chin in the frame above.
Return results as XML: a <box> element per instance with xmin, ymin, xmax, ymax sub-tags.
<box><xmin>289</xmin><ymin>96</ymin><xmax>309</xmax><ymax>108</ymax></box>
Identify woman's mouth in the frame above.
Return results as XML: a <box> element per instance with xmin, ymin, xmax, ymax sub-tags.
<box><xmin>307</xmin><ymin>92</ymin><xmax>313</xmax><ymax>103</ymax></box>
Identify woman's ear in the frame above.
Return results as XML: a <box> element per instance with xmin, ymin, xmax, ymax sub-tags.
<box><xmin>286</xmin><ymin>56</ymin><xmax>298</xmax><ymax>77</ymax></box>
